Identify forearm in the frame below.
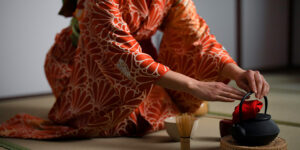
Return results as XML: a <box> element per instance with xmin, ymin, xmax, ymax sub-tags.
<box><xmin>156</xmin><ymin>64</ymin><xmax>244</xmax><ymax>94</ymax></box>
<box><xmin>156</xmin><ymin>70</ymin><xmax>196</xmax><ymax>93</ymax></box>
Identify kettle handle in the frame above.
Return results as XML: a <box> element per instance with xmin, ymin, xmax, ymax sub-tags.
<box><xmin>239</xmin><ymin>91</ymin><xmax>268</xmax><ymax>122</ymax></box>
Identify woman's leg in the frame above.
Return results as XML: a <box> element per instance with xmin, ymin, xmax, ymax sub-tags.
<box><xmin>137</xmin><ymin>85</ymin><xmax>179</xmax><ymax>132</ymax></box>
<box><xmin>44</xmin><ymin>27</ymin><xmax>76</xmax><ymax>98</ymax></box>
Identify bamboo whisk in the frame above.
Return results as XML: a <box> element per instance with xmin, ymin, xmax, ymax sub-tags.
<box><xmin>176</xmin><ymin>113</ymin><xmax>195</xmax><ymax>150</ymax></box>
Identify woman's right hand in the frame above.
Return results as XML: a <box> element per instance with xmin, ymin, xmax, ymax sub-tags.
<box><xmin>187</xmin><ymin>81</ymin><xmax>246</xmax><ymax>102</ymax></box>
<box><xmin>156</xmin><ymin>70</ymin><xmax>246</xmax><ymax>102</ymax></box>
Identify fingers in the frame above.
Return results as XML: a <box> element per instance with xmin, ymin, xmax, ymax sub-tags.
<box><xmin>254</xmin><ymin>71</ymin><xmax>263</xmax><ymax>98</ymax></box>
<box><xmin>216</xmin><ymin>83</ymin><xmax>246</xmax><ymax>102</ymax></box>
<box><xmin>219</xmin><ymin>92</ymin><xmax>244</xmax><ymax>101</ymax></box>
<box><xmin>245</xmin><ymin>70</ymin><xmax>257</xmax><ymax>93</ymax></box>
<box><xmin>259</xmin><ymin>81</ymin><xmax>265</xmax><ymax>99</ymax></box>
<box><xmin>215</xmin><ymin>96</ymin><xmax>236</xmax><ymax>102</ymax></box>
<box><xmin>261</xmin><ymin>80</ymin><xmax>270</xmax><ymax>99</ymax></box>
<box><xmin>224</xmin><ymin>85</ymin><xmax>246</xmax><ymax>97</ymax></box>
<box><xmin>245</xmin><ymin>70</ymin><xmax>270</xmax><ymax>99</ymax></box>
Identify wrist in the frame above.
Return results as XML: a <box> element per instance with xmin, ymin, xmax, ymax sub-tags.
<box><xmin>185</xmin><ymin>79</ymin><xmax>196</xmax><ymax>93</ymax></box>
<box><xmin>185</xmin><ymin>79</ymin><xmax>204</xmax><ymax>95</ymax></box>
<box><xmin>156</xmin><ymin>70</ymin><xmax>200</xmax><ymax>93</ymax></box>
<box><xmin>221</xmin><ymin>63</ymin><xmax>245</xmax><ymax>80</ymax></box>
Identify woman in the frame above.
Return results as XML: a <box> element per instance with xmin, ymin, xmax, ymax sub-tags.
<box><xmin>0</xmin><ymin>0</ymin><xmax>269</xmax><ymax>139</ymax></box>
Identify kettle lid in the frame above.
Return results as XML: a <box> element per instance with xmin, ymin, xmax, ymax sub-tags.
<box><xmin>254</xmin><ymin>113</ymin><xmax>271</xmax><ymax>121</ymax></box>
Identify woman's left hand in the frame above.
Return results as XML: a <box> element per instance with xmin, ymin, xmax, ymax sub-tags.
<box><xmin>234</xmin><ymin>70</ymin><xmax>269</xmax><ymax>99</ymax></box>
<box><xmin>221</xmin><ymin>63</ymin><xmax>270</xmax><ymax>99</ymax></box>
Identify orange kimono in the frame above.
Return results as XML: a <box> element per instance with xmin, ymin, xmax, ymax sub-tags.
<box><xmin>0</xmin><ymin>0</ymin><xmax>235</xmax><ymax>139</ymax></box>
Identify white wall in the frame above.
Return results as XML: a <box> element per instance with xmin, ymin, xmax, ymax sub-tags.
<box><xmin>242</xmin><ymin>0</ymin><xmax>289</xmax><ymax>69</ymax></box>
<box><xmin>194</xmin><ymin>0</ymin><xmax>237</xmax><ymax>61</ymax></box>
<box><xmin>0</xmin><ymin>1</ymin><xmax>70</xmax><ymax>98</ymax></box>
<box><xmin>293</xmin><ymin>0</ymin><xmax>300</xmax><ymax>66</ymax></box>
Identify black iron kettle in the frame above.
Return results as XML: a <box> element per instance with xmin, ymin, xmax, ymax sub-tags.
<box><xmin>231</xmin><ymin>92</ymin><xmax>280</xmax><ymax>146</ymax></box>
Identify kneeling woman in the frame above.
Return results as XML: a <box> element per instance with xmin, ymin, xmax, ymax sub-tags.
<box><xmin>0</xmin><ymin>0</ymin><xmax>269</xmax><ymax>139</ymax></box>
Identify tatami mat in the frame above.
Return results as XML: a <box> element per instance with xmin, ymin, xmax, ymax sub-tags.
<box><xmin>0</xmin><ymin>116</ymin><xmax>299</xmax><ymax>150</ymax></box>
<box><xmin>0</xmin><ymin>72</ymin><xmax>299</xmax><ymax>150</ymax></box>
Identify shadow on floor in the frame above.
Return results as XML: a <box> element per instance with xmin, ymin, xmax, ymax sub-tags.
<box><xmin>141</xmin><ymin>135</ymin><xmax>176</xmax><ymax>143</ymax></box>
<box><xmin>192</xmin><ymin>137</ymin><xmax>220</xmax><ymax>142</ymax></box>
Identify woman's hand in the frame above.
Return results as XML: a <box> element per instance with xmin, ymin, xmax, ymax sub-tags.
<box><xmin>234</xmin><ymin>70</ymin><xmax>269</xmax><ymax>99</ymax></box>
<box><xmin>156</xmin><ymin>70</ymin><xmax>246</xmax><ymax>102</ymax></box>
<box><xmin>221</xmin><ymin>63</ymin><xmax>270</xmax><ymax>99</ymax></box>
<box><xmin>188</xmin><ymin>81</ymin><xmax>246</xmax><ymax>102</ymax></box>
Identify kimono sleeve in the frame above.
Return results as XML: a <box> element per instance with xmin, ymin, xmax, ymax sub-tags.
<box><xmin>159</xmin><ymin>0</ymin><xmax>236</xmax><ymax>82</ymax></box>
<box><xmin>81</xmin><ymin>0</ymin><xmax>169</xmax><ymax>86</ymax></box>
